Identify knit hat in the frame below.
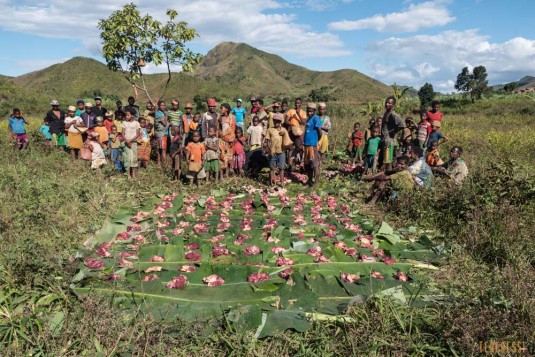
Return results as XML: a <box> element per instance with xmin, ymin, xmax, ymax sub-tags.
<box><xmin>306</xmin><ymin>102</ymin><xmax>317</xmax><ymax>109</ymax></box>
<box><xmin>67</xmin><ymin>105</ymin><xmax>76</xmax><ymax>111</ymax></box>
<box><xmin>50</xmin><ymin>99</ymin><xmax>60</xmax><ymax>106</ymax></box>
<box><xmin>207</xmin><ymin>98</ymin><xmax>217</xmax><ymax>107</ymax></box>
<box><xmin>85</xmin><ymin>102</ymin><xmax>93</xmax><ymax>108</ymax></box>
<box><xmin>318</xmin><ymin>102</ymin><xmax>326</xmax><ymax>108</ymax></box>
<box><xmin>184</xmin><ymin>102</ymin><xmax>193</xmax><ymax>109</ymax></box>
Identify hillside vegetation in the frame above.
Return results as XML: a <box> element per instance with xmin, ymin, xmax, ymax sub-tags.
<box><xmin>4</xmin><ymin>42</ymin><xmax>390</xmax><ymax>118</ymax></box>
<box><xmin>195</xmin><ymin>42</ymin><xmax>391</xmax><ymax>101</ymax></box>
<box><xmin>0</xmin><ymin>95</ymin><xmax>533</xmax><ymax>355</ymax></box>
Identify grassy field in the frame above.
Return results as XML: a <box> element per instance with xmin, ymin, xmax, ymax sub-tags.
<box><xmin>0</xmin><ymin>95</ymin><xmax>534</xmax><ymax>356</ymax></box>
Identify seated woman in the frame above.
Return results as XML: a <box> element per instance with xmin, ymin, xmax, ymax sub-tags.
<box><xmin>432</xmin><ymin>146</ymin><xmax>468</xmax><ymax>184</ymax></box>
<box><xmin>362</xmin><ymin>156</ymin><xmax>414</xmax><ymax>205</ymax></box>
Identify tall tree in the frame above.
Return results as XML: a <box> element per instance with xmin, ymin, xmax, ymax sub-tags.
<box><xmin>98</xmin><ymin>3</ymin><xmax>203</xmax><ymax>104</ymax></box>
<box><xmin>418</xmin><ymin>83</ymin><xmax>435</xmax><ymax>108</ymax></box>
<box><xmin>454</xmin><ymin>66</ymin><xmax>489</xmax><ymax>102</ymax></box>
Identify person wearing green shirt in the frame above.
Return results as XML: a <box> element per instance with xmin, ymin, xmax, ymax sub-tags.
<box><xmin>363</xmin><ymin>155</ymin><xmax>414</xmax><ymax>205</ymax></box>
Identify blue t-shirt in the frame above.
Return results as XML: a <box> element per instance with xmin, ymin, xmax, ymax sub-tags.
<box><xmin>232</xmin><ymin>107</ymin><xmax>246</xmax><ymax>123</ymax></box>
<box><xmin>304</xmin><ymin>115</ymin><xmax>322</xmax><ymax>146</ymax></box>
<box><xmin>427</xmin><ymin>130</ymin><xmax>444</xmax><ymax>149</ymax></box>
<box><xmin>8</xmin><ymin>117</ymin><xmax>26</xmax><ymax>134</ymax></box>
<box><xmin>40</xmin><ymin>125</ymin><xmax>52</xmax><ymax>140</ymax></box>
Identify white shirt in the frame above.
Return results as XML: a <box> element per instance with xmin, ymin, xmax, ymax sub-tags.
<box><xmin>64</xmin><ymin>116</ymin><xmax>83</xmax><ymax>133</ymax></box>
<box><xmin>90</xmin><ymin>141</ymin><xmax>105</xmax><ymax>160</ymax></box>
<box><xmin>122</xmin><ymin>120</ymin><xmax>141</xmax><ymax>141</ymax></box>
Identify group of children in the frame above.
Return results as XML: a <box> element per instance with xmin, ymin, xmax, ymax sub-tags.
<box><xmin>348</xmin><ymin>101</ymin><xmax>449</xmax><ymax>175</ymax></box>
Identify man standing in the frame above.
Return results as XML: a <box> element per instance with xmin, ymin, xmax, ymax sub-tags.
<box><xmin>93</xmin><ymin>96</ymin><xmax>107</xmax><ymax>119</ymax></box>
<box><xmin>202</xmin><ymin>98</ymin><xmax>220</xmax><ymax>139</ymax></box>
<box><xmin>232</xmin><ymin>99</ymin><xmax>246</xmax><ymax>130</ymax></box>
<box><xmin>254</xmin><ymin>99</ymin><xmax>268</xmax><ymax>133</ymax></box>
<box><xmin>44</xmin><ymin>99</ymin><xmax>66</xmax><ymax>149</ymax></box>
<box><xmin>80</xmin><ymin>102</ymin><xmax>97</xmax><ymax>132</ymax></box>
<box><xmin>381</xmin><ymin>96</ymin><xmax>406</xmax><ymax>171</ymax></box>
<box><xmin>427</xmin><ymin>100</ymin><xmax>443</xmax><ymax>123</ymax></box>
<box><xmin>303</xmin><ymin>102</ymin><xmax>322</xmax><ymax>187</ymax></box>
<box><xmin>124</xmin><ymin>96</ymin><xmax>140</xmax><ymax>119</ymax></box>
<box><xmin>285</xmin><ymin>98</ymin><xmax>306</xmax><ymax>146</ymax></box>
<box><xmin>317</xmin><ymin>102</ymin><xmax>331</xmax><ymax>163</ymax></box>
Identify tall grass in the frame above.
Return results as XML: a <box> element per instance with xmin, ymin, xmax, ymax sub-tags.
<box><xmin>0</xmin><ymin>95</ymin><xmax>534</xmax><ymax>355</ymax></box>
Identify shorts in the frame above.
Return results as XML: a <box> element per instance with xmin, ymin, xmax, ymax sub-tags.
<box><xmin>365</xmin><ymin>155</ymin><xmax>376</xmax><ymax>169</ymax></box>
<box><xmin>382</xmin><ymin>144</ymin><xmax>396</xmax><ymax>164</ymax></box>
<box><xmin>270</xmin><ymin>152</ymin><xmax>286</xmax><ymax>169</ymax></box>
<box><xmin>317</xmin><ymin>135</ymin><xmax>329</xmax><ymax>153</ymax></box>
<box><xmin>204</xmin><ymin>159</ymin><xmax>220</xmax><ymax>173</ymax></box>
<box><xmin>304</xmin><ymin>146</ymin><xmax>319</xmax><ymax>168</ymax></box>
<box><xmin>351</xmin><ymin>145</ymin><xmax>363</xmax><ymax>159</ymax></box>
<box><xmin>186</xmin><ymin>167</ymin><xmax>206</xmax><ymax>179</ymax></box>
<box><xmin>52</xmin><ymin>133</ymin><xmax>65</xmax><ymax>146</ymax></box>
<box><xmin>16</xmin><ymin>133</ymin><xmax>29</xmax><ymax>144</ymax></box>
<box><xmin>232</xmin><ymin>152</ymin><xmax>246</xmax><ymax>170</ymax></box>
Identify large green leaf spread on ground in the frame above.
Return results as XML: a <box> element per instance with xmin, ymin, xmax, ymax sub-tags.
<box><xmin>71</xmin><ymin>190</ymin><xmax>441</xmax><ymax>337</ymax></box>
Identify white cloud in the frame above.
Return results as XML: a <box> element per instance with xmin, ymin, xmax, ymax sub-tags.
<box><xmin>0</xmin><ymin>0</ymin><xmax>351</xmax><ymax>63</ymax></box>
<box><xmin>366</xmin><ymin>29</ymin><xmax>535</xmax><ymax>91</ymax></box>
<box><xmin>303</xmin><ymin>0</ymin><xmax>354</xmax><ymax>11</ymax></box>
<box><xmin>328</xmin><ymin>0</ymin><xmax>455</xmax><ymax>32</ymax></box>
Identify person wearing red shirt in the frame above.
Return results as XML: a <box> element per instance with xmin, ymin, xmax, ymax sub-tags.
<box><xmin>427</xmin><ymin>100</ymin><xmax>443</xmax><ymax>122</ymax></box>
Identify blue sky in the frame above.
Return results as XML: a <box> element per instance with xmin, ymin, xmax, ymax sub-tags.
<box><xmin>0</xmin><ymin>0</ymin><xmax>533</xmax><ymax>92</ymax></box>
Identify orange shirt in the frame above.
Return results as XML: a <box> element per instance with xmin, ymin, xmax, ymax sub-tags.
<box><xmin>94</xmin><ymin>126</ymin><xmax>109</xmax><ymax>143</ymax></box>
<box><xmin>186</xmin><ymin>142</ymin><xmax>205</xmax><ymax>163</ymax></box>
<box><xmin>285</xmin><ymin>109</ymin><xmax>306</xmax><ymax>126</ymax></box>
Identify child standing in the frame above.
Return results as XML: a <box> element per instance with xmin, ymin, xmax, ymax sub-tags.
<box><xmin>185</xmin><ymin>131</ymin><xmax>206</xmax><ymax>185</ymax></box>
<box><xmin>104</xmin><ymin>111</ymin><xmax>115</xmax><ymax>133</ymax></box>
<box><xmin>289</xmin><ymin>140</ymin><xmax>304</xmax><ymax>173</ymax></box>
<box><xmin>427</xmin><ymin>121</ymin><xmax>449</xmax><ymax>151</ymax></box>
<box><xmin>364</xmin><ymin>118</ymin><xmax>375</xmax><ymax>143</ymax></box>
<box><xmin>39</xmin><ymin>119</ymin><xmax>52</xmax><ymax>148</ymax></box>
<box><xmin>94</xmin><ymin>117</ymin><xmax>109</xmax><ymax>147</ymax></box>
<box><xmin>169</xmin><ymin>126</ymin><xmax>183</xmax><ymax>181</ymax></box>
<box><xmin>122</xmin><ymin>108</ymin><xmax>141</xmax><ymax>179</ymax></box>
<box><xmin>364</xmin><ymin>126</ymin><xmax>381</xmax><ymax>174</ymax></box>
<box><xmin>247</xmin><ymin>116</ymin><xmax>264</xmax><ymax>150</ymax></box>
<box><xmin>232</xmin><ymin>127</ymin><xmax>246</xmax><ymax>176</ymax></box>
<box><xmin>64</xmin><ymin>105</ymin><xmax>85</xmax><ymax>160</ymax></box>
<box><xmin>109</xmin><ymin>125</ymin><xmax>123</xmax><ymax>173</ymax></box>
<box><xmin>350</xmin><ymin>122</ymin><xmax>364</xmax><ymax>164</ymax></box>
<box><xmin>137</xmin><ymin>117</ymin><xmax>151</xmax><ymax>168</ymax></box>
<box><xmin>8</xmin><ymin>108</ymin><xmax>29</xmax><ymax>150</ymax></box>
<box><xmin>204</xmin><ymin>127</ymin><xmax>220</xmax><ymax>183</ymax></box>
<box><xmin>265</xmin><ymin>115</ymin><xmax>289</xmax><ymax>187</ymax></box>
<box><xmin>416</xmin><ymin>110</ymin><xmax>431</xmax><ymax>149</ymax></box>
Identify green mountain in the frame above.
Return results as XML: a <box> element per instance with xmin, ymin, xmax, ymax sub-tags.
<box><xmin>516</xmin><ymin>76</ymin><xmax>535</xmax><ymax>88</ymax></box>
<box><xmin>194</xmin><ymin>42</ymin><xmax>391</xmax><ymax>102</ymax></box>
<box><xmin>3</xmin><ymin>42</ymin><xmax>391</xmax><ymax>116</ymax></box>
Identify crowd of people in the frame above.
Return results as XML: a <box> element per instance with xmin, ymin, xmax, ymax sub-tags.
<box><xmin>7</xmin><ymin>95</ymin><xmax>467</xmax><ymax>201</ymax></box>
<box><xmin>349</xmin><ymin>98</ymin><xmax>469</xmax><ymax>204</ymax></box>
